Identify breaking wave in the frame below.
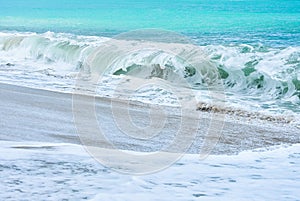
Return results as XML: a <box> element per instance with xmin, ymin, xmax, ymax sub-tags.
<box><xmin>0</xmin><ymin>31</ymin><xmax>300</xmax><ymax>114</ymax></box>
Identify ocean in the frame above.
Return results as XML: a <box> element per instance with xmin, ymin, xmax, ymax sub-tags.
<box><xmin>0</xmin><ymin>0</ymin><xmax>300</xmax><ymax>200</ymax></box>
<box><xmin>1</xmin><ymin>0</ymin><xmax>300</xmax><ymax>116</ymax></box>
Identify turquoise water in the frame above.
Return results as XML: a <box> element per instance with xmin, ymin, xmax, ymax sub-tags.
<box><xmin>0</xmin><ymin>0</ymin><xmax>300</xmax><ymax>46</ymax></box>
<box><xmin>0</xmin><ymin>0</ymin><xmax>300</xmax><ymax>115</ymax></box>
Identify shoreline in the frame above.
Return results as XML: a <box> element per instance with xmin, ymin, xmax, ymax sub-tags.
<box><xmin>1</xmin><ymin>82</ymin><xmax>299</xmax><ymax>155</ymax></box>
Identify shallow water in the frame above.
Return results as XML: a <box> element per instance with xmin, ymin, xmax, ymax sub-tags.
<box><xmin>1</xmin><ymin>140</ymin><xmax>300</xmax><ymax>200</ymax></box>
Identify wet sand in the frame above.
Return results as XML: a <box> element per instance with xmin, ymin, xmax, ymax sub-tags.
<box><xmin>0</xmin><ymin>83</ymin><xmax>299</xmax><ymax>155</ymax></box>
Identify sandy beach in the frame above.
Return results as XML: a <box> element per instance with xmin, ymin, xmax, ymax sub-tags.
<box><xmin>1</xmin><ymin>83</ymin><xmax>299</xmax><ymax>155</ymax></box>
<box><xmin>1</xmin><ymin>83</ymin><xmax>300</xmax><ymax>200</ymax></box>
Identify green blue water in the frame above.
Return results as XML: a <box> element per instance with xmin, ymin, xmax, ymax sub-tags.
<box><xmin>0</xmin><ymin>0</ymin><xmax>300</xmax><ymax>46</ymax></box>
<box><xmin>0</xmin><ymin>0</ymin><xmax>300</xmax><ymax>115</ymax></box>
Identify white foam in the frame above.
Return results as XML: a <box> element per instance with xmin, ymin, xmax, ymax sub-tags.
<box><xmin>1</xmin><ymin>31</ymin><xmax>300</xmax><ymax>119</ymax></box>
<box><xmin>0</xmin><ymin>140</ymin><xmax>300</xmax><ymax>200</ymax></box>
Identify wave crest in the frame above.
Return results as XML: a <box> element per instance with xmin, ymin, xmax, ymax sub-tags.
<box><xmin>0</xmin><ymin>31</ymin><xmax>299</xmax><ymax>114</ymax></box>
